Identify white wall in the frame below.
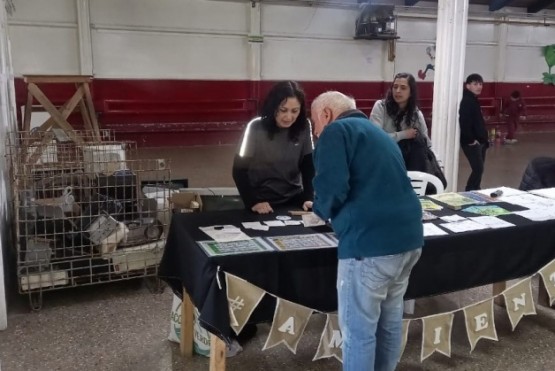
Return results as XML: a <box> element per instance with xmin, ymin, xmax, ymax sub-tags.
<box><xmin>9</xmin><ymin>0</ymin><xmax>79</xmax><ymax>74</ymax></box>
<box><xmin>6</xmin><ymin>0</ymin><xmax>555</xmax><ymax>82</ymax></box>
<box><xmin>261</xmin><ymin>4</ymin><xmax>384</xmax><ymax>81</ymax></box>
<box><xmin>90</xmin><ymin>0</ymin><xmax>250</xmax><ymax>79</ymax></box>
<box><xmin>505</xmin><ymin>23</ymin><xmax>555</xmax><ymax>81</ymax></box>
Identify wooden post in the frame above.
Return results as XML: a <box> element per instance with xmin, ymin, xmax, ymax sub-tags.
<box><xmin>23</xmin><ymin>90</ymin><xmax>33</xmax><ymax>132</ymax></box>
<box><xmin>82</xmin><ymin>82</ymin><xmax>100</xmax><ymax>140</ymax></box>
<box><xmin>180</xmin><ymin>288</ymin><xmax>194</xmax><ymax>357</ymax></box>
<box><xmin>209</xmin><ymin>334</ymin><xmax>227</xmax><ymax>371</ymax></box>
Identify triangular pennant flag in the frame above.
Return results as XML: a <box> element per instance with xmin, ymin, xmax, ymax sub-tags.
<box><xmin>502</xmin><ymin>277</ymin><xmax>536</xmax><ymax>331</ymax></box>
<box><xmin>263</xmin><ymin>298</ymin><xmax>313</xmax><ymax>354</ymax></box>
<box><xmin>400</xmin><ymin>319</ymin><xmax>411</xmax><ymax>359</ymax></box>
<box><xmin>420</xmin><ymin>312</ymin><xmax>454</xmax><ymax>361</ymax></box>
<box><xmin>463</xmin><ymin>299</ymin><xmax>498</xmax><ymax>352</ymax></box>
<box><xmin>539</xmin><ymin>259</ymin><xmax>555</xmax><ymax>306</ymax></box>
<box><xmin>225</xmin><ymin>273</ymin><xmax>266</xmax><ymax>335</ymax></box>
<box><xmin>313</xmin><ymin>314</ymin><xmax>343</xmax><ymax>362</ymax></box>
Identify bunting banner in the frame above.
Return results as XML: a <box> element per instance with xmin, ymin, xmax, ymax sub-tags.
<box><xmin>420</xmin><ymin>312</ymin><xmax>454</xmax><ymax>361</ymax></box>
<box><xmin>225</xmin><ymin>273</ymin><xmax>266</xmax><ymax>335</ymax></box>
<box><xmin>463</xmin><ymin>299</ymin><xmax>498</xmax><ymax>352</ymax></box>
<box><xmin>263</xmin><ymin>298</ymin><xmax>313</xmax><ymax>353</ymax></box>
<box><xmin>313</xmin><ymin>314</ymin><xmax>343</xmax><ymax>362</ymax></box>
<box><xmin>501</xmin><ymin>277</ymin><xmax>536</xmax><ymax>331</ymax></box>
<box><xmin>221</xmin><ymin>259</ymin><xmax>555</xmax><ymax>365</ymax></box>
<box><xmin>539</xmin><ymin>259</ymin><xmax>555</xmax><ymax>306</ymax></box>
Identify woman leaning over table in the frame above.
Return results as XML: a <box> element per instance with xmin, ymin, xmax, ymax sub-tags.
<box><xmin>232</xmin><ymin>80</ymin><xmax>315</xmax><ymax>214</ymax></box>
<box><xmin>370</xmin><ymin>72</ymin><xmax>433</xmax><ymax>172</ymax></box>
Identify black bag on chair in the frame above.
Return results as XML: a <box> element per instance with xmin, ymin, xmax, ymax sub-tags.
<box><xmin>398</xmin><ymin>136</ymin><xmax>427</xmax><ymax>173</ymax></box>
<box><xmin>397</xmin><ymin>136</ymin><xmax>447</xmax><ymax>194</ymax></box>
<box><xmin>424</xmin><ymin>147</ymin><xmax>448</xmax><ymax>190</ymax></box>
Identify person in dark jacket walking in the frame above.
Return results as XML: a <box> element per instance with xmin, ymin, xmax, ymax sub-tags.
<box><xmin>459</xmin><ymin>73</ymin><xmax>489</xmax><ymax>191</ymax></box>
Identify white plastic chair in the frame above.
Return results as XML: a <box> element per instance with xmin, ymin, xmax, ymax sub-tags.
<box><xmin>407</xmin><ymin>171</ymin><xmax>445</xmax><ymax>196</ymax></box>
<box><xmin>404</xmin><ymin>171</ymin><xmax>445</xmax><ymax>315</ymax></box>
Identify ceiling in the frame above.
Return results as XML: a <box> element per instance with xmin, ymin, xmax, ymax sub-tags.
<box><xmin>405</xmin><ymin>0</ymin><xmax>555</xmax><ymax>13</ymax></box>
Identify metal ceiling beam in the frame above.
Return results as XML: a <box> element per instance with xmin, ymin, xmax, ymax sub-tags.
<box><xmin>528</xmin><ymin>0</ymin><xmax>555</xmax><ymax>13</ymax></box>
<box><xmin>405</xmin><ymin>0</ymin><xmax>421</xmax><ymax>6</ymax></box>
<box><xmin>489</xmin><ymin>0</ymin><xmax>515</xmax><ymax>11</ymax></box>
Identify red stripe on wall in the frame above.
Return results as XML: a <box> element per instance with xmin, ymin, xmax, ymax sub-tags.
<box><xmin>14</xmin><ymin>78</ymin><xmax>555</xmax><ymax>147</ymax></box>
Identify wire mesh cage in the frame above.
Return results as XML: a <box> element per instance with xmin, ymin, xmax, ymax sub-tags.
<box><xmin>6</xmin><ymin>130</ymin><xmax>172</xmax><ymax>307</ymax></box>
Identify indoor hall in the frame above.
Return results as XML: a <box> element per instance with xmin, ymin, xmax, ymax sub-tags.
<box><xmin>1</xmin><ymin>132</ymin><xmax>555</xmax><ymax>371</ymax></box>
<box><xmin>2</xmin><ymin>1</ymin><xmax>555</xmax><ymax>371</ymax></box>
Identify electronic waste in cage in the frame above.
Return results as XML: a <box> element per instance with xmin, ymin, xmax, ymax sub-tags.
<box><xmin>7</xmin><ymin>130</ymin><xmax>173</xmax><ymax>296</ymax></box>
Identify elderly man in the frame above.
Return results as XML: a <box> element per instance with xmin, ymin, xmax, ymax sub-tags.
<box><xmin>311</xmin><ymin>91</ymin><xmax>423</xmax><ymax>371</ymax></box>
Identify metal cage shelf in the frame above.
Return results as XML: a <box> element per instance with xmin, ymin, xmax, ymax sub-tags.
<box><xmin>6</xmin><ymin>130</ymin><xmax>172</xmax><ymax>308</ymax></box>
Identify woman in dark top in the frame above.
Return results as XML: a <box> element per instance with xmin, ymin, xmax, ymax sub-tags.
<box><xmin>232</xmin><ymin>81</ymin><xmax>315</xmax><ymax>214</ymax></box>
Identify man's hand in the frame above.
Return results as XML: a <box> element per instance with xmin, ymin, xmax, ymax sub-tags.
<box><xmin>252</xmin><ymin>202</ymin><xmax>273</xmax><ymax>214</ymax></box>
<box><xmin>302</xmin><ymin>201</ymin><xmax>313</xmax><ymax>211</ymax></box>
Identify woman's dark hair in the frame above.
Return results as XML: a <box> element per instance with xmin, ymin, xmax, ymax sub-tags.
<box><xmin>511</xmin><ymin>90</ymin><xmax>521</xmax><ymax>99</ymax></box>
<box><xmin>384</xmin><ymin>72</ymin><xmax>419</xmax><ymax>130</ymax></box>
<box><xmin>260</xmin><ymin>81</ymin><xmax>308</xmax><ymax>142</ymax></box>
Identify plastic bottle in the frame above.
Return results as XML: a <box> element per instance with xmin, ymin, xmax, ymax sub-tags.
<box><xmin>494</xmin><ymin>126</ymin><xmax>501</xmax><ymax>144</ymax></box>
<box><xmin>489</xmin><ymin>128</ymin><xmax>496</xmax><ymax>144</ymax></box>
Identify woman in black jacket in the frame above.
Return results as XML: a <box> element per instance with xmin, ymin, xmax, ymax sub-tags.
<box><xmin>459</xmin><ymin>73</ymin><xmax>489</xmax><ymax>191</ymax></box>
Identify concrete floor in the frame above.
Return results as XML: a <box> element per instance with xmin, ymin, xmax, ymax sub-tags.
<box><xmin>1</xmin><ymin>132</ymin><xmax>555</xmax><ymax>371</ymax></box>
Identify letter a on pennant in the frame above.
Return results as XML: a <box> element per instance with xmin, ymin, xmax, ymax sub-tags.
<box><xmin>278</xmin><ymin>317</ymin><xmax>296</xmax><ymax>335</ymax></box>
<box><xmin>263</xmin><ymin>298</ymin><xmax>313</xmax><ymax>354</ymax></box>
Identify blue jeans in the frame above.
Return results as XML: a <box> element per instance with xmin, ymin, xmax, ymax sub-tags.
<box><xmin>337</xmin><ymin>248</ymin><xmax>422</xmax><ymax>371</ymax></box>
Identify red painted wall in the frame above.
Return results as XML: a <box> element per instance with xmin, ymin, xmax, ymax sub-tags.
<box><xmin>15</xmin><ymin>78</ymin><xmax>555</xmax><ymax>147</ymax></box>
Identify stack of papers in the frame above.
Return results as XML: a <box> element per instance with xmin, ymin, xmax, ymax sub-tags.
<box><xmin>530</xmin><ymin>187</ymin><xmax>555</xmax><ymax>199</ymax></box>
<box><xmin>429</xmin><ymin>192</ymin><xmax>481</xmax><ymax>210</ymax></box>
<box><xmin>199</xmin><ymin>225</ymin><xmax>251</xmax><ymax>242</ymax></box>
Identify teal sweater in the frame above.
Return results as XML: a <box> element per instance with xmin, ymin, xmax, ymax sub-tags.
<box><xmin>313</xmin><ymin>110</ymin><xmax>423</xmax><ymax>259</ymax></box>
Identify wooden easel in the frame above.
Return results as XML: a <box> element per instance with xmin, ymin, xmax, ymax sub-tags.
<box><xmin>21</xmin><ymin>75</ymin><xmax>101</xmax><ymax>164</ymax></box>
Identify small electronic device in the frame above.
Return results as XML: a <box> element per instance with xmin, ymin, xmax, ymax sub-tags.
<box><xmin>490</xmin><ymin>190</ymin><xmax>503</xmax><ymax>198</ymax></box>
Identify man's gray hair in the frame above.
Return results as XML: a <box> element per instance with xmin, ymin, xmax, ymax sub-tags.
<box><xmin>312</xmin><ymin>91</ymin><xmax>356</xmax><ymax>113</ymax></box>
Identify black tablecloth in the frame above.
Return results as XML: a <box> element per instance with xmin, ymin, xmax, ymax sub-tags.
<box><xmin>158</xmin><ymin>203</ymin><xmax>555</xmax><ymax>343</ymax></box>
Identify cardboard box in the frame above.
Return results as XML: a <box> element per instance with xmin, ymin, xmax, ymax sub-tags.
<box><xmin>169</xmin><ymin>192</ymin><xmax>203</xmax><ymax>213</ymax></box>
